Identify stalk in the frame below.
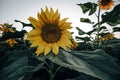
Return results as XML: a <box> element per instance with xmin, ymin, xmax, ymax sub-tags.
<box><xmin>96</xmin><ymin>8</ymin><xmax>101</xmax><ymax>46</ymax></box>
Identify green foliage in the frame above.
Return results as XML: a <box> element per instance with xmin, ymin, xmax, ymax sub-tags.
<box><xmin>15</xmin><ymin>20</ymin><xmax>33</xmax><ymax>28</ymax></box>
<box><xmin>76</xmin><ymin>1</ymin><xmax>120</xmax><ymax>49</ymax></box>
<box><xmin>77</xmin><ymin>2</ymin><xmax>97</xmax><ymax>15</ymax></box>
<box><xmin>80</xmin><ymin>18</ymin><xmax>94</xmax><ymax>24</ymax></box>
<box><xmin>101</xmin><ymin>4</ymin><xmax>120</xmax><ymax>26</ymax></box>
<box><xmin>113</xmin><ymin>27</ymin><xmax>120</xmax><ymax>32</ymax></box>
<box><xmin>76</xmin><ymin>27</ymin><xmax>86</xmax><ymax>35</ymax></box>
<box><xmin>86</xmin><ymin>28</ymin><xmax>96</xmax><ymax>35</ymax></box>
<box><xmin>76</xmin><ymin>36</ymin><xmax>91</xmax><ymax>42</ymax></box>
<box><xmin>47</xmin><ymin>49</ymin><xmax>120</xmax><ymax>80</ymax></box>
<box><xmin>0</xmin><ymin>47</ymin><xmax>45</xmax><ymax>80</ymax></box>
<box><xmin>0</xmin><ymin>30</ymin><xmax>26</xmax><ymax>41</ymax></box>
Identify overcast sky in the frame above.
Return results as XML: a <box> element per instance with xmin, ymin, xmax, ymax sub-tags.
<box><xmin>0</xmin><ymin>0</ymin><xmax>120</xmax><ymax>38</ymax></box>
<box><xmin>0</xmin><ymin>0</ymin><xmax>96</xmax><ymax>31</ymax></box>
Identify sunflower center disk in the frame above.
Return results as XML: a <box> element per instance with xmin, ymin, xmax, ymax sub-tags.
<box><xmin>101</xmin><ymin>0</ymin><xmax>111</xmax><ymax>6</ymax></box>
<box><xmin>41</xmin><ymin>24</ymin><xmax>61</xmax><ymax>43</ymax></box>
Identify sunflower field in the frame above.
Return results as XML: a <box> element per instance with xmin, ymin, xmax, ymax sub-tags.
<box><xmin>0</xmin><ymin>0</ymin><xmax>120</xmax><ymax>80</ymax></box>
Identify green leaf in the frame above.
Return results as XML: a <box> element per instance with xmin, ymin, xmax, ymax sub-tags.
<box><xmin>113</xmin><ymin>27</ymin><xmax>120</xmax><ymax>32</ymax></box>
<box><xmin>76</xmin><ymin>36</ymin><xmax>90</xmax><ymax>42</ymax></box>
<box><xmin>0</xmin><ymin>30</ymin><xmax>26</xmax><ymax>41</ymax></box>
<box><xmin>77</xmin><ymin>2</ymin><xmax>97</xmax><ymax>15</ymax></box>
<box><xmin>80</xmin><ymin>18</ymin><xmax>94</xmax><ymax>24</ymax></box>
<box><xmin>101</xmin><ymin>4</ymin><xmax>120</xmax><ymax>26</ymax></box>
<box><xmin>89</xmin><ymin>5</ymin><xmax>97</xmax><ymax>16</ymax></box>
<box><xmin>77</xmin><ymin>3</ymin><xmax>89</xmax><ymax>13</ymax></box>
<box><xmin>99</xmin><ymin>32</ymin><xmax>110</xmax><ymax>37</ymax></box>
<box><xmin>100</xmin><ymin>26</ymin><xmax>107</xmax><ymax>30</ymax></box>
<box><xmin>107</xmin><ymin>20</ymin><xmax>120</xmax><ymax>26</ymax></box>
<box><xmin>15</xmin><ymin>20</ymin><xmax>33</xmax><ymax>28</ymax></box>
<box><xmin>86</xmin><ymin>28</ymin><xmax>96</xmax><ymax>35</ymax></box>
<box><xmin>0</xmin><ymin>49</ymin><xmax>44</xmax><ymax>80</ymax></box>
<box><xmin>76</xmin><ymin>27</ymin><xmax>86</xmax><ymax>35</ymax></box>
<box><xmin>75</xmin><ymin>42</ymin><xmax>93</xmax><ymax>51</ymax></box>
<box><xmin>48</xmin><ymin>49</ymin><xmax>120</xmax><ymax>80</ymax></box>
<box><xmin>19</xmin><ymin>63</ymin><xmax>44</xmax><ymax>80</ymax></box>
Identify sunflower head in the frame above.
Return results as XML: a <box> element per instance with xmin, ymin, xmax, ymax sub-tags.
<box><xmin>0</xmin><ymin>23</ymin><xmax>14</xmax><ymax>35</ymax></box>
<box><xmin>6</xmin><ymin>38</ymin><xmax>18</xmax><ymax>47</ymax></box>
<box><xmin>0</xmin><ymin>23</ymin><xmax>17</xmax><ymax>47</ymax></box>
<box><xmin>26</xmin><ymin>7</ymin><xmax>77</xmax><ymax>56</ymax></box>
<box><xmin>100</xmin><ymin>33</ymin><xmax>114</xmax><ymax>41</ymax></box>
<box><xmin>99</xmin><ymin>0</ymin><xmax>114</xmax><ymax>10</ymax></box>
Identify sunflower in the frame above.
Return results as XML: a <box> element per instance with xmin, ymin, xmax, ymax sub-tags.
<box><xmin>99</xmin><ymin>0</ymin><xmax>114</xmax><ymax>10</ymax></box>
<box><xmin>26</xmin><ymin>7</ymin><xmax>77</xmax><ymax>56</ymax></box>
<box><xmin>6</xmin><ymin>38</ymin><xmax>18</xmax><ymax>47</ymax></box>
<box><xmin>0</xmin><ymin>23</ymin><xmax>14</xmax><ymax>35</ymax></box>
<box><xmin>100</xmin><ymin>33</ymin><xmax>114</xmax><ymax>41</ymax></box>
<box><xmin>0</xmin><ymin>23</ymin><xmax>17</xmax><ymax>46</ymax></box>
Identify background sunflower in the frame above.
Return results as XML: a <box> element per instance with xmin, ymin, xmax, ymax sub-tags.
<box><xmin>99</xmin><ymin>0</ymin><xmax>114</xmax><ymax>10</ymax></box>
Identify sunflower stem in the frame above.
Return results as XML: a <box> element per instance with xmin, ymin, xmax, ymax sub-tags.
<box><xmin>47</xmin><ymin>61</ymin><xmax>62</xmax><ymax>80</ymax></box>
<box><xmin>96</xmin><ymin>8</ymin><xmax>101</xmax><ymax>47</ymax></box>
<box><xmin>54</xmin><ymin>66</ymin><xmax>62</xmax><ymax>77</ymax></box>
<box><xmin>48</xmin><ymin>62</ymin><xmax>55</xmax><ymax>80</ymax></box>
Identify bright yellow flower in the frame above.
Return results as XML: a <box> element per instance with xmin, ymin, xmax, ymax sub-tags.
<box><xmin>26</xmin><ymin>7</ymin><xmax>77</xmax><ymax>56</ymax></box>
<box><xmin>6</xmin><ymin>38</ymin><xmax>18</xmax><ymax>47</ymax></box>
<box><xmin>99</xmin><ymin>0</ymin><xmax>114</xmax><ymax>10</ymax></box>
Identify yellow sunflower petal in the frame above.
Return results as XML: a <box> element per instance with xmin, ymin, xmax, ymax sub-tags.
<box><xmin>45</xmin><ymin>7</ymin><xmax>50</xmax><ymax>18</ymax></box>
<box><xmin>28</xmin><ymin>17</ymin><xmax>42</xmax><ymax>29</ymax></box>
<box><xmin>59</xmin><ymin>40</ymin><xmax>67</xmax><ymax>50</ymax></box>
<box><xmin>26</xmin><ymin>36</ymin><xmax>42</xmax><ymax>41</ymax></box>
<box><xmin>53</xmin><ymin>9</ymin><xmax>60</xmax><ymax>23</ymax></box>
<box><xmin>40</xmin><ymin>8</ymin><xmax>49</xmax><ymax>23</ymax></box>
<box><xmin>52</xmin><ymin>43</ymin><xmax>59</xmax><ymax>55</ymax></box>
<box><xmin>30</xmin><ymin>40</ymin><xmax>40</xmax><ymax>47</ymax></box>
<box><xmin>59</xmin><ymin>22</ymin><xmax>72</xmax><ymax>29</ymax></box>
<box><xmin>44</xmin><ymin>44</ymin><xmax>52</xmax><ymax>55</ymax></box>
<box><xmin>49</xmin><ymin>7</ymin><xmax>54</xmax><ymax>23</ymax></box>
<box><xmin>59</xmin><ymin>18</ymin><xmax>68</xmax><ymax>26</ymax></box>
<box><xmin>35</xmin><ymin>43</ymin><xmax>45</xmax><ymax>56</ymax></box>
<box><xmin>27</xmin><ymin>29</ymin><xmax>40</xmax><ymax>36</ymax></box>
<box><xmin>61</xmin><ymin>30</ymin><xmax>71</xmax><ymax>38</ymax></box>
<box><xmin>37</xmin><ymin>12</ymin><xmax>44</xmax><ymax>26</ymax></box>
<box><xmin>60</xmin><ymin>35</ymin><xmax>72</xmax><ymax>48</ymax></box>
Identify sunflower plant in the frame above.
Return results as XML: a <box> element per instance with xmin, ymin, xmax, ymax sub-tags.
<box><xmin>76</xmin><ymin>0</ymin><xmax>120</xmax><ymax>49</ymax></box>
<box><xmin>0</xmin><ymin>1</ymin><xmax>120</xmax><ymax>80</ymax></box>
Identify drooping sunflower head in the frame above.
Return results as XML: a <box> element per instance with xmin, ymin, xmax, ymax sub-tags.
<box><xmin>0</xmin><ymin>23</ymin><xmax>14</xmax><ymax>35</ymax></box>
<box><xmin>99</xmin><ymin>0</ymin><xmax>114</xmax><ymax>10</ymax></box>
<box><xmin>27</xmin><ymin>7</ymin><xmax>77</xmax><ymax>56</ymax></box>
<box><xmin>100</xmin><ymin>33</ymin><xmax>114</xmax><ymax>41</ymax></box>
<box><xmin>6</xmin><ymin>38</ymin><xmax>18</xmax><ymax>47</ymax></box>
<box><xmin>0</xmin><ymin>23</ymin><xmax>17</xmax><ymax>47</ymax></box>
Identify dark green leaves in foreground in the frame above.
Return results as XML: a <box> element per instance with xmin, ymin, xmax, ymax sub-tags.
<box><xmin>0</xmin><ymin>49</ymin><xmax>44</xmax><ymax>80</ymax></box>
<box><xmin>77</xmin><ymin>2</ymin><xmax>97</xmax><ymax>15</ymax></box>
<box><xmin>47</xmin><ymin>49</ymin><xmax>120</xmax><ymax>80</ymax></box>
<box><xmin>0</xmin><ymin>48</ymin><xmax>120</xmax><ymax>80</ymax></box>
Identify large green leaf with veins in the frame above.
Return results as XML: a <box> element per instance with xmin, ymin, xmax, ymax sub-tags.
<box><xmin>47</xmin><ymin>49</ymin><xmax>120</xmax><ymax>80</ymax></box>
